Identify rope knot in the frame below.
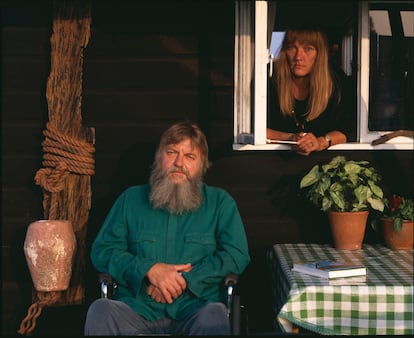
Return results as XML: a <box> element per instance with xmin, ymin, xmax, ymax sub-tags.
<box><xmin>34</xmin><ymin>162</ymin><xmax>69</xmax><ymax>193</ymax></box>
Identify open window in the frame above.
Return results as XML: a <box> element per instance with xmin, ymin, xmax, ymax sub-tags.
<box><xmin>233</xmin><ymin>1</ymin><xmax>413</xmax><ymax>150</ymax></box>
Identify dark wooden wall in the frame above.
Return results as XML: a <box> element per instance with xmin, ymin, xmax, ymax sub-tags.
<box><xmin>2</xmin><ymin>1</ymin><xmax>413</xmax><ymax>335</ymax></box>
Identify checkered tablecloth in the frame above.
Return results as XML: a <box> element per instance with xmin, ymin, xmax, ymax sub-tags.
<box><xmin>266</xmin><ymin>243</ymin><xmax>413</xmax><ymax>335</ymax></box>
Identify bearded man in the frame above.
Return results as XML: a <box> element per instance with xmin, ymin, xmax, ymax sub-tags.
<box><xmin>84</xmin><ymin>121</ymin><xmax>250</xmax><ymax>336</ymax></box>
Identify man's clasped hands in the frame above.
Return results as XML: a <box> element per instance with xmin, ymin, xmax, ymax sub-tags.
<box><xmin>146</xmin><ymin>262</ymin><xmax>192</xmax><ymax>304</ymax></box>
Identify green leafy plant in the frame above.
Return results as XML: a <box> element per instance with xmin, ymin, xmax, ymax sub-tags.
<box><xmin>382</xmin><ymin>194</ymin><xmax>414</xmax><ymax>232</ymax></box>
<box><xmin>300</xmin><ymin>156</ymin><xmax>385</xmax><ymax>212</ymax></box>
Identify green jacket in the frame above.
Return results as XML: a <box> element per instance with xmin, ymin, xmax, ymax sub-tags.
<box><xmin>91</xmin><ymin>183</ymin><xmax>250</xmax><ymax>320</ymax></box>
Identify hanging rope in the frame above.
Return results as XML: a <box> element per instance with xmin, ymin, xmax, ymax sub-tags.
<box><xmin>18</xmin><ymin>1</ymin><xmax>93</xmax><ymax>335</ymax></box>
<box><xmin>34</xmin><ymin>122</ymin><xmax>95</xmax><ymax>220</ymax></box>
<box><xmin>17</xmin><ymin>292</ymin><xmax>61</xmax><ymax>336</ymax></box>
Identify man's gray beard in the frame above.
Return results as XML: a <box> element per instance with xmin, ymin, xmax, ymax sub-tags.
<box><xmin>149</xmin><ymin>165</ymin><xmax>203</xmax><ymax>214</ymax></box>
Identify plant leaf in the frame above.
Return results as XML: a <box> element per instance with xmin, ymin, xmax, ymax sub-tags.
<box><xmin>368</xmin><ymin>181</ymin><xmax>384</xmax><ymax>198</ymax></box>
<box><xmin>300</xmin><ymin>165</ymin><xmax>320</xmax><ymax>188</ymax></box>
<box><xmin>354</xmin><ymin>185</ymin><xmax>369</xmax><ymax>205</ymax></box>
<box><xmin>321</xmin><ymin>196</ymin><xmax>332</xmax><ymax>211</ymax></box>
<box><xmin>393</xmin><ymin>217</ymin><xmax>403</xmax><ymax>231</ymax></box>
<box><xmin>367</xmin><ymin>196</ymin><xmax>385</xmax><ymax>212</ymax></box>
<box><xmin>329</xmin><ymin>184</ymin><xmax>345</xmax><ymax>211</ymax></box>
<box><xmin>344</xmin><ymin>162</ymin><xmax>362</xmax><ymax>176</ymax></box>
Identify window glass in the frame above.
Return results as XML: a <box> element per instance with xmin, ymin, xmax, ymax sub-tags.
<box><xmin>368</xmin><ymin>5</ymin><xmax>414</xmax><ymax>131</ymax></box>
<box><xmin>270</xmin><ymin>31</ymin><xmax>285</xmax><ymax>59</ymax></box>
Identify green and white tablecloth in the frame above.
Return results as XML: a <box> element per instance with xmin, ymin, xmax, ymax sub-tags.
<box><xmin>267</xmin><ymin>243</ymin><xmax>413</xmax><ymax>335</ymax></box>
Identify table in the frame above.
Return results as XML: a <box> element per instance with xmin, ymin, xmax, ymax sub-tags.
<box><xmin>266</xmin><ymin>243</ymin><xmax>413</xmax><ymax>335</ymax></box>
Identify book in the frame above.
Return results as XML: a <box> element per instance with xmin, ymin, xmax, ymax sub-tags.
<box><xmin>291</xmin><ymin>260</ymin><xmax>366</xmax><ymax>279</ymax></box>
<box><xmin>328</xmin><ymin>275</ymin><xmax>367</xmax><ymax>285</ymax></box>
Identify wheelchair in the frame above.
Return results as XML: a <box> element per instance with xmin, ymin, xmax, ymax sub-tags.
<box><xmin>98</xmin><ymin>272</ymin><xmax>247</xmax><ymax>335</ymax></box>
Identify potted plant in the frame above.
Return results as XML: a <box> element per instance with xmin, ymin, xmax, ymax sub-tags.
<box><xmin>373</xmin><ymin>194</ymin><xmax>414</xmax><ymax>250</ymax></box>
<box><xmin>300</xmin><ymin>156</ymin><xmax>385</xmax><ymax>250</ymax></box>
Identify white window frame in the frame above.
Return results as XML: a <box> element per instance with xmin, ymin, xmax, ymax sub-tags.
<box><xmin>233</xmin><ymin>0</ymin><xmax>413</xmax><ymax>151</ymax></box>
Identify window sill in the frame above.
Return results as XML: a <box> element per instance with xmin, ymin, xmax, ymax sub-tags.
<box><xmin>233</xmin><ymin>142</ymin><xmax>414</xmax><ymax>151</ymax></box>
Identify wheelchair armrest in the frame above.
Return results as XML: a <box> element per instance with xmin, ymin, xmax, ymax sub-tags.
<box><xmin>99</xmin><ymin>272</ymin><xmax>117</xmax><ymax>298</ymax></box>
<box><xmin>225</xmin><ymin>273</ymin><xmax>238</xmax><ymax>307</ymax></box>
<box><xmin>224</xmin><ymin>273</ymin><xmax>242</xmax><ymax>335</ymax></box>
<box><xmin>224</xmin><ymin>273</ymin><xmax>239</xmax><ymax>287</ymax></box>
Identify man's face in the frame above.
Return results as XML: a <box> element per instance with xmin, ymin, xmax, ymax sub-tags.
<box><xmin>161</xmin><ymin>138</ymin><xmax>202</xmax><ymax>184</ymax></box>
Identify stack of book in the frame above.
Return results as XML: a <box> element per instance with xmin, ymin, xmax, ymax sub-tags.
<box><xmin>291</xmin><ymin>260</ymin><xmax>367</xmax><ymax>279</ymax></box>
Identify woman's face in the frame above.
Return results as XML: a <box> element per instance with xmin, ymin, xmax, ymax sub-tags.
<box><xmin>285</xmin><ymin>41</ymin><xmax>317</xmax><ymax>78</ymax></box>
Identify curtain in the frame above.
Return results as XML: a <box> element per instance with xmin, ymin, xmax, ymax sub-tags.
<box><xmin>234</xmin><ymin>1</ymin><xmax>254</xmax><ymax>142</ymax></box>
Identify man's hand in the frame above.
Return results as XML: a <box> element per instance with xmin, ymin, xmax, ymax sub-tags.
<box><xmin>147</xmin><ymin>284</ymin><xmax>167</xmax><ymax>303</ymax></box>
<box><xmin>146</xmin><ymin>263</ymin><xmax>192</xmax><ymax>304</ymax></box>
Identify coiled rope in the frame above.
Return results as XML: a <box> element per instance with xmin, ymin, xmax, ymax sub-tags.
<box><xmin>34</xmin><ymin>122</ymin><xmax>95</xmax><ymax>220</ymax></box>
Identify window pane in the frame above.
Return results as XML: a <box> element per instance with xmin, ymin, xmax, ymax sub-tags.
<box><xmin>401</xmin><ymin>11</ymin><xmax>414</xmax><ymax>37</ymax></box>
<box><xmin>368</xmin><ymin>7</ymin><xmax>414</xmax><ymax>131</ymax></box>
<box><xmin>270</xmin><ymin>31</ymin><xmax>285</xmax><ymax>58</ymax></box>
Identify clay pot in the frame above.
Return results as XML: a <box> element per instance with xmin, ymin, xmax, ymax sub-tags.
<box><xmin>23</xmin><ymin>220</ymin><xmax>77</xmax><ymax>292</ymax></box>
<box><xmin>381</xmin><ymin>218</ymin><xmax>414</xmax><ymax>250</ymax></box>
<box><xmin>327</xmin><ymin>211</ymin><xmax>369</xmax><ymax>250</ymax></box>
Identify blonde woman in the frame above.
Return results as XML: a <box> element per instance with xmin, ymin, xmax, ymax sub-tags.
<box><xmin>267</xmin><ymin>28</ymin><xmax>354</xmax><ymax>155</ymax></box>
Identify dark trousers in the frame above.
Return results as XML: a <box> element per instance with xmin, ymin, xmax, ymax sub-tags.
<box><xmin>84</xmin><ymin>298</ymin><xmax>230</xmax><ymax>335</ymax></box>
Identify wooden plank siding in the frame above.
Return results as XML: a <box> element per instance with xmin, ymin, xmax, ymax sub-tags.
<box><xmin>2</xmin><ymin>1</ymin><xmax>413</xmax><ymax>335</ymax></box>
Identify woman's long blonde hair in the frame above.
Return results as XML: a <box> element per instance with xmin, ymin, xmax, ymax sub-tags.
<box><xmin>273</xmin><ymin>29</ymin><xmax>334</xmax><ymax>121</ymax></box>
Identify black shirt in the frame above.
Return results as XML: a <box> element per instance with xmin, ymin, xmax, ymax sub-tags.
<box><xmin>267</xmin><ymin>66</ymin><xmax>355</xmax><ymax>141</ymax></box>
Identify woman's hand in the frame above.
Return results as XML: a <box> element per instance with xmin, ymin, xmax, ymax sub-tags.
<box><xmin>293</xmin><ymin>132</ymin><xmax>319</xmax><ymax>156</ymax></box>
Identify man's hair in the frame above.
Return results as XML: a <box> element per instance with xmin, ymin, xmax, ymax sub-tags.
<box><xmin>273</xmin><ymin>29</ymin><xmax>335</xmax><ymax>121</ymax></box>
<box><xmin>154</xmin><ymin>121</ymin><xmax>211</xmax><ymax>176</ymax></box>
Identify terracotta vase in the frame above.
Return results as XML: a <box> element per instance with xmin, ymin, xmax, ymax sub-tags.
<box><xmin>327</xmin><ymin>211</ymin><xmax>369</xmax><ymax>250</ymax></box>
<box><xmin>23</xmin><ymin>220</ymin><xmax>77</xmax><ymax>292</ymax></box>
<box><xmin>381</xmin><ymin>218</ymin><xmax>414</xmax><ymax>250</ymax></box>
